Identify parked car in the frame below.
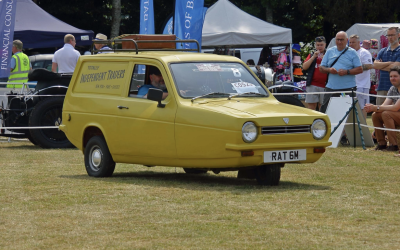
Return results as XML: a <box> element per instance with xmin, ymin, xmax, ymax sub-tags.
<box><xmin>29</xmin><ymin>54</ymin><xmax>53</xmax><ymax>71</ymax></box>
<box><xmin>59</xmin><ymin>37</ymin><xmax>332</xmax><ymax>186</ymax></box>
<box><xmin>26</xmin><ymin>54</ymin><xmax>54</xmax><ymax>88</ymax></box>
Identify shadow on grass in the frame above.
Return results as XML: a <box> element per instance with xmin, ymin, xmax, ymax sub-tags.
<box><xmin>61</xmin><ymin>170</ymin><xmax>331</xmax><ymax>192</ymax></box>
<box><xmin>0</xmin><ymin>143</ymin><xmax>79</xmax><ymax>151</ymax></box>
<box><xmin>0</xmin><ymin>145</ymin><xmax>37</xmax><ymax>150</ymax></box>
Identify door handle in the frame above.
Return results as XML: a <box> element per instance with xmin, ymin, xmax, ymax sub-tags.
<box><xmin>117</xmin><ymin>106</ymin><xmax>129</xmax><ymax>109</ymax></box>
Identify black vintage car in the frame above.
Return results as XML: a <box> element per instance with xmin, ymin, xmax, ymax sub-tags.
<box><xmin>248</xmin><ymin>65</ymin><xmax>305</xmax><ymax>108</ymax></box>
<box><xmin>0</xmin><ymin>69</ymin><xmax>73</xmax><ymax>148</ymax></box>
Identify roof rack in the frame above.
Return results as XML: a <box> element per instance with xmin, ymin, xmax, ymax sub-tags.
<box><xmin>91</xmin><ymin>38</ymin><xmax>200</xmax><ymax>55</ymax></box>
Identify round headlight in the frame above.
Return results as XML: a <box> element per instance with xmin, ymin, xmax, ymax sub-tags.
<box><xmin>311</xmin><ymin>119</ymin><xmax>327</xmax><ymax>140</ymax></box>
<box><xmin>242</xmin><ymin>122</ymin><xmax>258</xmax><ymax>143</ymax></box>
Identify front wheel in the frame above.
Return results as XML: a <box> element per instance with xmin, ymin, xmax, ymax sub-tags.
<box><xmin>254</xmin><ymin>164</ymin><xmax>283</xmax><ymax>186</ymax></box>
<box><xmin>84</xmin><ymin>136</ymin><xmax>115</xmax><ymax>177</ymax></box>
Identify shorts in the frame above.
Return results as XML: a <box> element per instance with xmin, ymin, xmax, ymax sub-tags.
<box><xmin>356</xmin><ymin>87</ymin><xmax>370</xmax><ymax>108</ymax></box>
<box><xmin>305</xmin><ymin>85</ymin><xmax>325</xmax><ymax>104</ymax></box>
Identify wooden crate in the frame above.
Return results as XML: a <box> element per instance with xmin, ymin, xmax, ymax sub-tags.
<box><xmin>116</xmin><ymin>34</ymin><xmax>177</xmax><ymax>49</ymax></box>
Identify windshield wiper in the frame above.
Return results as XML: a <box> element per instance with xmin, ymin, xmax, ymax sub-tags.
<box><xmin>191</xmin><ymin>92</ymin><xmax>231</xmax><ymax>102</ymax></box>
<box><xmin>228</xmin><ymin>92</ymin><xmax>268</xmax><ymax>100</ymax></box>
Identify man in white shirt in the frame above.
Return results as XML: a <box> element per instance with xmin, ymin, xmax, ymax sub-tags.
<box><xmin>349</xmin><ymin>34</ymin><xmax>373</xmax><ymax>118</ymax></box>
<box><xmin>52</xmin><ymin>34</ymin><xmax>81</xmax><ymax>73</ymax></box>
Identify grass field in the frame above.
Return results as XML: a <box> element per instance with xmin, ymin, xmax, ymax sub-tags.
<box><xmin>1</xmin><ymin>125</ymin><xmax>400</xmax><ymax>249</ymax></box>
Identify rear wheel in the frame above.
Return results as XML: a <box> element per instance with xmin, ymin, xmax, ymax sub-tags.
<box><xmin>254</xmin><ymin>164</ymin><xmax>283</xmax><ymax>186</ymax></box>
<box><xmin>183</xmin><ymin>168</ymin><xmax>208</xmax><ymax>174</ymax></box>
<box><xmin>84</xmin><ymin>136</ymin><xmax>115</xmax><ymax>177</ymax></box>
<box><xmin>29</xmin><ymin>97</ymin><xmax>73</xmax><ymax>148</ymax></box>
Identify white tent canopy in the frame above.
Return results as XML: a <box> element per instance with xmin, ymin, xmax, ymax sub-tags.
<box><xmin>201</xmin><ymin>0</ymin><xmax>292</xmax><ymax>48</ymax></box>
<box><xmin>328</xmin><ymin>23</ymin><xmax>400</xmax><ymax>48</ymax></box>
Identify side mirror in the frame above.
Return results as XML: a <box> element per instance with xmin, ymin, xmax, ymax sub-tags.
<box><xmin>147</xmin><ymin>88</ymin><xmax>165</xmax><ymax>108</ymax></box>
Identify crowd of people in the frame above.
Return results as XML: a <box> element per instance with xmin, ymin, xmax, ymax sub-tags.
<box><xmin>303</xmin><ymin>27</ymin><xmax>400</xmax><ymax>155</ymax></box>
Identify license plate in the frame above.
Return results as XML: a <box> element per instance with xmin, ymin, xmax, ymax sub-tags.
<box><xmin>264</xmin><ymin>149</ymin><xmax>306</xmax><ymax>163</ymax></box>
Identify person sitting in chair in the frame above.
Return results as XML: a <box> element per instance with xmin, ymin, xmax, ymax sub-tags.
<box><xmin>365</xmin><ymin>66</ymin><xmax>400</xmax><ymax>152</ymax></box>
<box><xmin>137</xmin><ymin>66</ymin><xmax>168</xmax><ymax>99</ymax></box>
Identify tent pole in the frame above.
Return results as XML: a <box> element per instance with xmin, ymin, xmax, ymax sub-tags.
<box><xmin>290</xmin><ymin>43</ymin><xmax>293</xmax><ymax>82</ymax></box>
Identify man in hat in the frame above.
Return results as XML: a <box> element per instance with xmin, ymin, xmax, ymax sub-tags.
<box><xmin>302</xmin><ymin>36</ymin><xmax>328</xmax><ymax>111</ymax></box>
<box><xmin>349</xmin><ymin>34</ymin><xmax>373</xmax><ymax>118</ymax></box>
<box><xmin>137</xmin><ymin>66</ymin><xmax>168</xmax><ymax>100</ymax></box>
<box><xmin>7</xmin><ymin>40</ymin><xmax>31</xmax><ymax>88</ymax></box>
<box><xmin>52</xmin><ymin>34</ymin><xmax>81</xmax><ymax>73</ymax></box>
<box><xmin>94</xmin><ymin>33</ymin><xmax>112</xmax><ymax>53</ymax></box>
<box><xmin>319</xmin><ymin>31</ymin><xmax>363</xmax><ymax>113</ymax></box>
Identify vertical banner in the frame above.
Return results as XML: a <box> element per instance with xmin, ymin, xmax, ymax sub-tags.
<box><xmin>140</xmin><ymin>0</ymin><xmax>155</xmax><ymax>35</ymax></box>
<box><xmin>174</xmin><ymin>0</ymin><xmax>205</xmax><ymax>50</ymax></box>
<box><xmin>0</xmin><ymin>0</ymin><xmax>17</xmax><ymax>79</ymax></box>
<box><xmin>139</xmin><ymin>0</ymin><xmax>154</xmax><ymax>74</ymax></box>
<box><xmin>162</xmin><ymin>16</ymin><xmax>173</xmax><ymax>35</ymax></box>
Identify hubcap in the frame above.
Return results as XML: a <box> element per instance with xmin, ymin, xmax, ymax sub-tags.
<box><xmin>91</xmin><ymin>148</ymin><xmax>102</xmax><ymax>170</ymax></box>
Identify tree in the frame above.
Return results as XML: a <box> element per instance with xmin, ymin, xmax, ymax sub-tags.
<box><xmin>110</xmin><ymin>0</ymin><xmax>121</xmax><ymax>38</ymax></box>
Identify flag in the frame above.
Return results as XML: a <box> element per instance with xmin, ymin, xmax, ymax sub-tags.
<box><xmin>0</xmin><ymin>0</ymin><xmax>18</xmax><ymax>79</ymax></box>
<box><xmin>162</xmin><ymin>16</ymin><xmax>173</xmax><ymax>35</ymax></box>
<box><xmin>174</xmin><ymin>0</ymin><xmax>206</xmax><ymax>50</ymax></box>
<box><xmin>140</xmin><ymin>0</ymin><xmax>155</xmax><ymax>35</ymax></box>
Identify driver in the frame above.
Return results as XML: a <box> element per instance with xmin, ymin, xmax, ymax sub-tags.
<box><xmin>137</xmin><ymin>66</ymin><xmax>168</xmax><ymax>99</ymax></box>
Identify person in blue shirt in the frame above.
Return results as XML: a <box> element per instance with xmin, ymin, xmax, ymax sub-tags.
<box><xmin>319</xmin><ymin>31</ymin><xmax>363</xmax><ymax>113</ymax></box>
<box><xmin>137</xmin><ymin>67</ymin><xmax>168</xmax><ymax>99</ymax></box>
<box><xmin>373</xmin><ymin>27</ymin><xmax>400</xmax><ymax>105</ymax></box>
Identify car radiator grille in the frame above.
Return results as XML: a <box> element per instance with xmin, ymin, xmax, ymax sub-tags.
<box><xmin>261</xmin><ymin>125</ymin><xmax>311</xmax><ymax>135</ymax></box>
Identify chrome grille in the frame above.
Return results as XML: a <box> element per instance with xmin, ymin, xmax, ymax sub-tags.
<box><xmin>261</xmin><ymin>125</ymin><xmax>310</xmax><ymax>135</ymax></box>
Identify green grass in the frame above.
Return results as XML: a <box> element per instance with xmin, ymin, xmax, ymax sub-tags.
<box><xmin>1</xmin><ymin>124</ymin><xmax>400</xmax><ymax>249</ymax></box>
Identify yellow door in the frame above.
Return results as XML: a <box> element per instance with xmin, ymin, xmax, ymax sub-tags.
<box><xmin>113</xmin><ymin>63</ymin><xmax>177</xmax><ymax>159</ymax></box>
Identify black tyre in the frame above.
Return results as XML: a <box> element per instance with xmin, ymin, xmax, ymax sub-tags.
<box><xmin>84</xmin><ymin>136</ymin><xmax>115</xmax><ymax>177</ymax></box>
<box><xmin>274</xmin><ymin>95</ymin><xmax>305</xmax><ymax>107</ymax></box>
<box><xmin>26</xmin><ymin>133</ymin><xmax>38</xmax><ymax>145</ymax></box>
<box><xmin>254</xmin><ymin>164</ymin><xmax>283</xmax><ymax>186</ymax></box>
<box><xmin>183</xmin><ymin>168</ymin><xmax>208</xmax><ymax>174</ymax></box>
<box><xmin>29</xmin><ymin>97</ymin><xmax>73</xmax><ymax>148</ymax></box>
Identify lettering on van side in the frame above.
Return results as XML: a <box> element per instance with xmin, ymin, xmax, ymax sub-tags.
<box><xmin>80</xmin><ymin>72</ymin><xmax>108</xmax><ymax>83</ymax></box>
<box><xmin>107</xmin><ymin>69</ymin><xmax>125</xmax><ymax>80</ymax></box>
<box><xmin>88</xmin><ymin>66</ymin><xmax>99</xmax><ymax>70</ymax></box>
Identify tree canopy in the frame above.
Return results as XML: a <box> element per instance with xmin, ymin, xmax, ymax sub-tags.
<box><xmin>33</xmin><ymin>0</ymin><xmax>400</xmax><ymax>44</ymax></box>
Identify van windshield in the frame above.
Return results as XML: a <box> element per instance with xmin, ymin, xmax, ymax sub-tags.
<box><xmin>170</xmin><ymin>62</ymin><xmax>269</xmax><ymax>98</ymax></box>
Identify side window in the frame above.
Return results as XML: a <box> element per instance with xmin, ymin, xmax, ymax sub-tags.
<box><xmin>32</xmin><ymin>61</ymin><xmax>44</xmax><ymax>69</ymax></box>
<box><xmin>235</xmin><ymin>50</ymin><xmax>241</xmax><ymax>59</ymax></box>
<box><xmin>129</xmin><ymin>64</ymin><xmax>146</xmax><ymax>97</ymax></box>
<box><xmin>129</xmin><ymin>64</ymin><xmax>168</xmax><ymax>99</ymax></box>
<box><xmin>45</xmin><ymin>60</ymin><xmax>53</xmax><ymax>71</ymax></box>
